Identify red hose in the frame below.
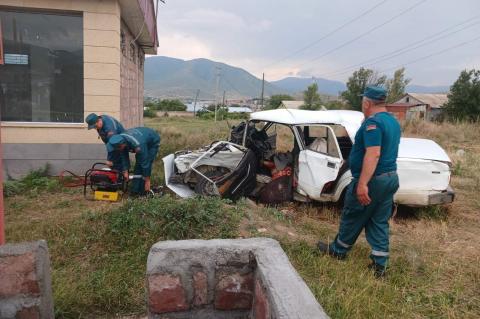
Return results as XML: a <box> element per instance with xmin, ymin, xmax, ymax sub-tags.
<box><xmin>59</xmin><ymin>170</ymin><xmax>88</xmax><ymax>188</ymax></box>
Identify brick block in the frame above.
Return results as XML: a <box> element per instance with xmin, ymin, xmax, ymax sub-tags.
<box><xmin>0</xmin><ymin>252</ymin><xmax>39</xmax><ymax>297</ymax></box>
<box><xmin>214</xmin><ymin>271</ymin><xmax>253</xmax><ymax>310</ymax></box>
<box><xmin>193</xmin><ymin>271</ymin><xmax>208</xmax><ymax>306</ymax></box>
<box><xmin>0</xmin><ymin>241</ymin><xmax>54</xmax><ymax>319</ymax></box>
<box><xmin>148</xmin><ymin>274</ymin><xmax>188</xmax><ymax>314</ymax></box>
<box><xmin>253</xmin><ymin>279</ymin><xmax>270</xmax><ymax>319</ymax></box>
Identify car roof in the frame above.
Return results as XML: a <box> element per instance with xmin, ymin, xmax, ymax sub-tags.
<box><xmin>250</xmin><ymin>109</ymin><xmax>364</xmax><ymax>140</ymax></box>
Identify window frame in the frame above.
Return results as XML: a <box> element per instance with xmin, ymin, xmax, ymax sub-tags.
<box><xmin>295</xmin><ymin>124</ymin><xmax>343</xmax><ymax>160</ymax></box>
<box><xmin>0</xmin><ymin>6</ymin><xmax>84</xmax><ymax>124</ymax></box>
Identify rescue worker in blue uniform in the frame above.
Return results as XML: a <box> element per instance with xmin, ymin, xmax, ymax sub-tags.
<box><xmin>317</xmin><ymin>86</ymin><xmax>401</xmax><ymax>278</ymax></box>
<box><xmin>107</xmin><ymin>127</ymin><xmax>161</xmax><ymax>195</ymax></box>
<box><xmin>85</xmin><ymin>113</ymin><xmax>126</xmax><ymax>173</ymax></box>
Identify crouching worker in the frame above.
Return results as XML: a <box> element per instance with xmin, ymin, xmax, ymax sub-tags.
<box><xmin>85</xmin><ymin>113</ymin><xmax>126</xmax><ymax>171</ymax></box>
<box><xmin>107</xmin><ymin>127</ymin><xmax>161</xmax><ymax>195</ymax></box>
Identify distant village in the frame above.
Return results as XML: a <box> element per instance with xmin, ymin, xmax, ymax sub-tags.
<box><xmin>145</xmin><ymin>92</ymin><xmax>448</xmax><ymax>122</ymax></box>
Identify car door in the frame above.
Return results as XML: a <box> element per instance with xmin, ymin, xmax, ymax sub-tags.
<box><xmin>296</xmin><ymin>125</ymin><xmax>343</xmax><ymax>199</ymax></box>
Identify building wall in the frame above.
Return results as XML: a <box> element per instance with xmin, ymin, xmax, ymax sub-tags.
<box><xmin>406</xmin><ymin>104</ymin><xmax>428</xmax><ymax>121</ymax></box>
<box><xmin>119</xmin><ymin>21</ymin><xmax>145</xmax><ymax>129</ymax></box>
<box><xmin>385</xmin><ymin>105</ymin><xmax>409</xmax><ymax>121</ymax></box>
<box><xmin>395</xmin><ymin>95</ymin><xmax>423</xmax><ymax>105</ymax></box>
<box><xmin>0</xmin><ymin>0</ymin><xmax>124</xmax><ymax>177</ymax></box>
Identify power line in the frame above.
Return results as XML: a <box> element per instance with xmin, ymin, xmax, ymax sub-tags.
<box><xmin>296</xmin><ymin>0</ymin><xmax>428</xmax><ymax>71</ymax></box>
<box><xmin>264</xmin><ymin>0</ymin><xmax>389</xmax><ymax>70</ymax></box>
<box><xmin>322</xmin><ymin>16</ymin><xmax>480</xmax><ymax>78</ymax></box>
<box><xmin>379</xmin><ymin>34</ymin><xmax>480</xmax><ymax>73</ymax></box>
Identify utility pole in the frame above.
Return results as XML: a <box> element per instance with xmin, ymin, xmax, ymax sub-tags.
<box><xmin>193</xmin><ymin>89</ymin><xmax>199</xmax><ymax>117</ymax></box>
<box><xmin>221</xmin><ymin>90</ymin><xmax>226</xmax><ymax>120</ymax></box>
<box><xmin>214</xmin><ymin>66</ymin><xmax>221</xmax><ymax>122</ymax></box>
<box><xmin>260</xmin><ymin>72</ymin><xmax>265</xmax><ymax>110</ymax></box>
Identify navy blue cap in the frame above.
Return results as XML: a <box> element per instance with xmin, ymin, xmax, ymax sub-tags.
<box><xmin>361</xmin><ymin>86</ymin><xmax>387</xmax><ymax>101</ymax></box>
<box><xmin>85</xmin><ymin>113</ymin><xmax>99</xmax><ymax>129</ymax></box>
<box><xmin>106</xmin><ymin>135</ymin><xmax>125</xmax><ymax>152</ymax></box>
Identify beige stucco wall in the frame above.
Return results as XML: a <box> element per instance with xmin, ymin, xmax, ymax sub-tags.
<box><xmin>0</xmin><ymin>0</ymin><xmax>122</xmax><ymax>144</ymax></box>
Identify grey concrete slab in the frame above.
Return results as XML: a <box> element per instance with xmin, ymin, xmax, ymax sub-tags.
<box><xmin>2</xmin><ymin>143</ymin><xmax>108</xmax><ymax>178</ymax></box>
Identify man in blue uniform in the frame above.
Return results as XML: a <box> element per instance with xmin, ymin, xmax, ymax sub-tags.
<box><xmin>317</xmin><ymin>86</ymin><xmax>401</xmax><ymax>278</ymax></box>
<box><xmin>107</xmin><ymin>127</ymin><xmax>161</xmax><ymax>194</ymax></box>
<box><xmin>85</xmin><ymin>113</ymin><xmax>126</xmax><ymax>173</ymax></box>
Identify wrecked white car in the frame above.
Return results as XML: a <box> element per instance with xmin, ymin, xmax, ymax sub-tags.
<box><xmin>163</xmin><ymin>109</ymin><xmax>454</xmax><ymax>207</ymax></box>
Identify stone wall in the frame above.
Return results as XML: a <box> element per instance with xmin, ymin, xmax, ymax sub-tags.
<box><xmin>120</xmin><ymin>21</ymin><xmax>145</xmax><ymax>129</ymax></box>
<box><xmin>146</xmin><ymin>238</ymin><xmax>329</xmax><ymax>319</ymax></box>
<box><xmin>0</xmin><ymin>241</ymin><xmax>54</xmax><ymax>319</ymax></box>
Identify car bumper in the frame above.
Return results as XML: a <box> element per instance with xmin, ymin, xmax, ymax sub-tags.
<box><xmin>428</xmin><ymin>186</ymin><xmax>455</xmax><ymax>205</ymax></box>
<box><xmin>394</xmin><ymin>187</ymin><xmax>455</xmax><ymax>206</ymax></box>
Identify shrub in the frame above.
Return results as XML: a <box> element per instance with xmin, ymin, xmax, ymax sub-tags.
<box><xmin>151</xmin><ymin>99</ymin><xmax>187</xmax><ymax>111</ymax></box>
<box><xmin>143</xmin><ymin>108</ymin><xmax>157</xmax><ymax>118</ymax></box>
<box><xmin>107</xmin><ymin>195</ymin><xmax>244</xmax><ymax>246</ymax></box>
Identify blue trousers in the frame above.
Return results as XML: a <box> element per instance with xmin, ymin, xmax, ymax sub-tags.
<box><xmin>331</xmin><ymin>172</ymin><xmax>399</xmax><ymax>266</ymax></box>
<box><xmin>130</xmin><ymin>143</ymin><xmax>160</xmax><ymax>195</ymax></box>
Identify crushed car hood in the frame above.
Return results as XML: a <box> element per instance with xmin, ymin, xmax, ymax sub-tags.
<box><xmin>399</xmin><ymin>138</ymin><xmax>451</xmax><ymax>163</ymax></box>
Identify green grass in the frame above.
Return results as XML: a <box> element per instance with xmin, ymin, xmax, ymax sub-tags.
<box><xmin>6</xmin><ymin>188</ymin><xmax>244</xmax><ymax>318</ymax></box>
<box><xmin>4</xmin><ymin>117</ymin><xmax>480</xmax><ymax>318</ymax></box>
<box><xmin>3</xmin><ymin>165</ymin><xmax>61</xmax><ymax>198</ymax></box>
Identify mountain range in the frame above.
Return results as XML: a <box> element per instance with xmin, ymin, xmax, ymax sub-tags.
<box><xmin>144</xmin><ymin>56</ymin><xmax>450</xmax><ymax>99</ymax></box>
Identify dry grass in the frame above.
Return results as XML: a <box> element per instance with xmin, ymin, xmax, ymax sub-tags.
<box><xmin>238</xmin><ymin>119</ymin><xmax>480</xmax><ymax>318</ymax></box>
<box><xmin>4</xmin><ymin>116</ymin><xmax>480</xmax><ymax>318</ymax></box>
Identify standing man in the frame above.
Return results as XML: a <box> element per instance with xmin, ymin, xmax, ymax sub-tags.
<box><xmin>85</xmin><ymin>113</ymin><xmax>126</xmax><ymax>172</ymax></box>
<box><xmin>107</xmin><ymin>127</ymin><xmax>161</xmax><ymax>195</ymax></box>
<box><xmin>317</xmin><ymin>86</ymin><xmax>401</xmax><ymax>278</ymax></box>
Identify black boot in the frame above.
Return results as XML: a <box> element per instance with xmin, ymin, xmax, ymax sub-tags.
<box><xmin>368</xmin><ymin>262</ymin><xmax>386</xmax><ymax>278</ymax></box>
<box><xmin>317</xmin><ymin>241</ymin><xmax>346</xmax><ymax>260</ymax></box>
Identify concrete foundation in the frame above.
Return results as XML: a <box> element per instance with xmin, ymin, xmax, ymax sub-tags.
<box><xmin>2</xmin><ymin>143</ymin><xmax>106</xmax><ymax>179</ymax></box>
<box><xmin>146</xmin><ymin>238</ymin><xmax>328</xmax><ymax>319</ymax></box>
<box><xmin>0</xmin><ymin>240</ymin><xmax>54</xmax><ymax>319</ymax></box>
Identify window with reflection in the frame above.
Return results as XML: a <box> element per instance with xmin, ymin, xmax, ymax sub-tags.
<box><xmin>0</xmin><ymin>9</ymin><xmax>83</xmax><ymax>122</ymax></box>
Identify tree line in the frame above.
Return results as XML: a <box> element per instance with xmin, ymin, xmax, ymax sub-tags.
<box><xmin>144</xmin><ymin>99</ymin><xmax>187</xmax><ymax>112</ymax></box>
<box><xmin>265</xmin><ymin>67</ymin><xmax>480</xmax><ymax>122</ymax></box>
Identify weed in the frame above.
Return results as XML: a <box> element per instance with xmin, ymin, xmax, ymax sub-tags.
<box><xmin>107</xmin><ymin>195</ymin><xmax>243</xmax><ymax>244</ymax></box>
<box><xmin>3</xmin><ymin>165</ymin><xmax>60</xmax><ymax>197</ymax></box>
<box><xmin>414</xmin><ymin>205</ymin><xmax>450</xmax><ymax>221</ymax></box>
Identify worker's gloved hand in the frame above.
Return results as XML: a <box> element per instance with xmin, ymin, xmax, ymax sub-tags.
<box><xmin>106</xmin><ymin>160</ymin><xmax>113</xmax><ymax>167</ymax></box>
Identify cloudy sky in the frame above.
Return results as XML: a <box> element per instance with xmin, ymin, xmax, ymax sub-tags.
<box><xmin>156</xmin><ymin>0</ymin><xmax>480</xmax><ymax>86</ymax></box>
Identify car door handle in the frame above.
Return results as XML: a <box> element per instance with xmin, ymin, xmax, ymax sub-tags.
<box><xmin>327</xmin><ymin>162</ymin><xmax>336</xmax><ymax>168</ymax></box>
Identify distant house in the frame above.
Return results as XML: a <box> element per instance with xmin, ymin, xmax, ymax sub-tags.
<box><xmin>280</xmin><ymin>101</ymin><xmax>304</xmax><ymax>109</ymax></box>
<box><xmin>388</xmin><ymin>93</ymin><xmax>449</xmax><ymax>121</ymax></box>
<box><xmin>228</xmin><ymin>106</ymin><xmax>252</xmax><ymax>113</ymax></box>
<box><xmin>0</xmin><ymin>0</ymin><xmax>158</xmax><ymax>177</ymax></box>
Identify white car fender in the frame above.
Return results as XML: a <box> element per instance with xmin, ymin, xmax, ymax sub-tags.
<box><xmin>332</xmin><ymin>170</ymin><xmax>353</xmax><ymax>202</ymax></box>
